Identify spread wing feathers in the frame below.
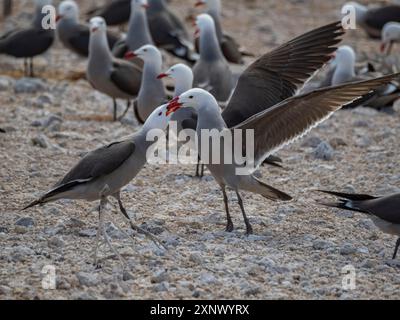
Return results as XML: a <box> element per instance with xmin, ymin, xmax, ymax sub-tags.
<box><xmin>223</xmin><ymin>21</ymin><xmax>344</xmax><ymax>128</ymax></box>
<box><xmin>57</xmin><ymin>140</ymin><xmax>136</xmax><ymax>186</ymax></box>
<box><xmin>110</xmin><ymin>59</ymin><xmax>142</xmax><ymax>96</ymax></box>
<box><xmin>235</xmin><ymin>74</ymin><xmax>400</xmax><ymax>170</ymax></box>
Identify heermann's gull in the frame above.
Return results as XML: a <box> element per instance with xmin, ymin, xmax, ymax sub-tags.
<box><xmin>381</xmin><ymin>22</ymin><xmax>400</xmax><ymax>56</ymax></box>
<box><xmin>124</xmin><ymin>45</ymin><xmax>166</xmax><ymax>123</ymax></box>
<box><xmin>168</xmin><ymin>74</ymin><xmax>399</xmax><ymax>235</ymax></box>
<box><xmin>342</xmin><ymin>2</ymin><xmax>400</xmax><ymax>39</ymax></box>
<box><xmin>174</xmin><ymin>21</ymin><xmax>346</xmax><ymax>176</ymax></box>
<box><xmin>317</xmin><ymin>190</ymin><xmax>400</xmax><ymax>260</ymax></box>
<box><xmin>0</xmin><ymin>0</ymin><xmax>55</xmax><ymax>76</ymax></box>
<box><xmin>195</xmin><ymin>0</ymin><xmax>251</xmax><ymax>64</ymax></box>
<box><xmin>57</xmin><ymin>0</ymin><xmax>119</xmax><ymax>57</ymax></box>
<box><xmin>87</xmin><ymin>0</ymin><xmax>131</xmax><ymax>27</ymax></box>
<box><xmin>147</xmin><ymin>0</ymin><xmax>198</xmax><ymax>63</ymax></box>
<box><xmin>193</xmin><ymin>14</ymin><xmax>233</xmax><ymax>103</ymax></box>
<box><xmin>112</xmin><ymin>0</ymin><xmax>154</xmax><ymax>59</ymax></box>
<box><xmin>317</xmin><ymin>46</ymin><xmax>400</xmax><ymax>109</ymax></box>
<box><xmin>23</xmin><ymin>103</ymin><xmax>179</xmax><ymax>266</ymax></box>
<box><xmin>87</xmin><ymin>17</ymin><xmax>142</xmax><ymax>121</ymax></box>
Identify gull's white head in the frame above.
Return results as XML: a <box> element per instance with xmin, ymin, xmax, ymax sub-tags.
<box><xmin>331</xmin><ymin>45</ymin><xmax>356</xmax><ymax>68</ymax></box>
<box><xmin>57</xmin><ymin>0</ymin><xmax>79</xmax><ymax>21</ymax></box>
<box><xmin>195</xmin><ymin>13</ymin><xmax>216</xmax><ymax>38</ymax></box>
<box><xmin>381</xmin><ymin>22</ymin><xmax>400</xmax><ymax>55</ymax></box>
<box><xmin>143</xmin><ymin>104</ymin><xmax>177</xmax><ymax>131</ymax></box>
<box><xmin>131</xmin><ymin>0</ymin><xmax>149</xmax><ymax>10</ymax></box>
<box><xmin>126</xmin><ymin>45</ymin><xmax>162</xmax><ymax>64</ymax></box>
<box><xmin>89</xmin><ymin>17</ymin><xmax>107</xmax><ymax>34</ymax></box>
<box><xmin>168</xmin><ymin>88</ymin><xmax>217</xmax><ymax>111</ymax></box>
<box><xmin>158</xmin><ymin>64</ymin><xmax>193</xmax><ymax>84</ymax></box>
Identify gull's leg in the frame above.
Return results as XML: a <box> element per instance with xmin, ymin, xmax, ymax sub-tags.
<box><xmin>113</xmin><ymin>99</ymin><xmax>118</xmax><ymax>122</ymax></box>
<box><xmin>222</xmin><ymin>187</ymin><xmax>234</xmax><ymax>232</ymax></box>
<box><xmin>24</xmin><ymin>59</ymin><xmax>28</xmax><ymax>76</ymax></box>
<box><xmin>236</xmin><ymin>191</ymin><xmax>253</xmax><ymax>235</ymax></box>
<box><xmin>195</xmin><ymin>157</ymin><xmax>205</xmax><ymax>178</ymax></box>
<box><xmin>93</xmin><ymin>202</ymin><xmax>104</xmax><ymax>268</ymax></box>
<box><xmin>29</xmin><ymin>58</ymin><xmax>34</xmax><ymax>78</ymax></box>
<box><xmin>115</xmin><ymin>193</ymin><xmax>167</xmax><ymax>250</ymax></box>
<box><xmin>99</xmin><ymin>196</ymin><xmax>127</xmax><ymax>267</ymax></box>
<box><xmin>118</xmin><ymin>100</ymin><xmax>131</xmax><ymax>121</ymax></box>
<box><xmin>393</xmin><ymin>238</ymin><xmax>400</xmax><ymax>260</ymax></box>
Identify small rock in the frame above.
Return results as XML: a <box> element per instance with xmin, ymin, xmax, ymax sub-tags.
<box><xmin>189</xmin><ymin>253</ymin><xmax>204</xmax><ymax>265</ymax></box>
<box><xmin>36</xmin><ymin>94</ymin><xmax>53</xmax><ymax>106</ymax></box>
<box><xmin>0</xmin><ymin>285</ymin><xmax>12</xmax><ymax>295</ymax></box>
<box><xmin>0</xmin><ymin>227</ymin><xmax>9</xmax><ymax>234</ymax></box>
<box><xmin>313</xmin><ymin>240</ymin><xmax>334</xmax><ymax>251</ymax></box>
<box><xmin>0</xmin><ymin>76</ymin><xmax>14</xmax><ymax>91</ymax></box>
<box><xmin>15</xmin><ymin>217</ymin><xmax>35</xmax><ymax>228</ymax></box>
<box><xmin>199</xmin><ymin>272</ymin><xmax>217</xmax><ymax>285</ymax></box>
<box><xmin>123</xmin><ymin>271</ymin><xmax>135</xmax><ymax>281</ymax></box>
<box><xmin>152</xmin><ymin>282</ymin><xmax>169</xmax><ymax>292</ymax></box>
<box><xmin>340</xmin><ymin>243</ymin><xmax>357</xmax><ymax>256</ymax></box>
<box><xmin>151</xmin><ymin>270</ymin><xmax>169</xmax><ymax>284</ymax></box>
<box><xmin>329</xmin><ymin>137</ymin><xmax>347</xmax><ymax>148</ymax></box>
<box><xmin>361</xmin><ymin>259</ymin><xmax>376</xmax><ymax>269</ymax></box>
<box><xmin>313</xmin><ymin>142</ymin><xmax>334</xmax><ymax>161</ymax></box>
<box><xmin>14</xmin><ymin>78</ymin><xmax>46</xmax><ymax>94</ymax></box>
<box><xmin>48</xmin><ymin>236</ymin><xmax>65</xmax><ymax>248</ymax></box>
<box><xmin>76</xmin><ymin>272</ymin><xmax>99</xmax><ymax>287</ymax></box>
<box><xmin>302</xmin><ymin>136</ymin><xmax>323</xmax><ymax>148</ymax></box>
<box><xmin>353</xmin><ymin>120</ymin><xmax>370</xmax><ymax>128</ymax></box>
<box><xmin>11</xmin><ymin>246</ymin><xmax>35</xmax><ymax>262</ymax></box>
<box><xmin>79</xmin><ymin>229</ymin><xmax>97</xmax><ymax>238</ymax></box>
<box><xmin>31</xmin><ymin>134</ymin><xmax>49</xmax><ymax>149</ymax></box>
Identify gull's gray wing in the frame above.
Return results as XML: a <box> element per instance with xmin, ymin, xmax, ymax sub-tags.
<box><xmin>110</xmin><ymin>59</ymin><xmax>142</xmax><ymax>96</ymax></box>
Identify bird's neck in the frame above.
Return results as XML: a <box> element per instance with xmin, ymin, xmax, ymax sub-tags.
<box><xmin>89</xmin><ymin>32</ymin><xmax>113</xmax><ymax>62</ymax></box>
<box><xmin>174</xmin><ymin>76</ymin><xmax>193</xmax><ymax>97</ymax></box>
<box><xmin>128</xmin><ymin>9</ymin><xmax>154</xmax><ymax>50</ymax></box>
<box><xmin>197</xmin><ymin>99</ymin><xmax>225</xmax><ymax>130</ymax></box>
<box><xmin>199</xmin><ymin>25</ymin><xmax>224</xmax><ymax>61</ymax></box>
<box><xmin>140</xmin><ymin>60</ymin><xmax>166</xmax><ymax>97</ymax></box>
<box><xmin>207</xmin><ymin>10</ymin><xmax>223</xmax><ymax>41</ymax></box>
<box><xmin>353</xmin><ymin>4</ymin><xmax>367</xmax><ymax>24</ymax></box>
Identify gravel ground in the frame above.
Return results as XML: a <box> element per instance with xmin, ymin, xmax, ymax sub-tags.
<box><xmin>1</xmin><ymin>0</ymin><xmax>400</xmax><ymax>300</ymax></box>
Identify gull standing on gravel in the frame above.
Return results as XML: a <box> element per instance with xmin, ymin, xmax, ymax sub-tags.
<box><xmin>317</xmin><ymin>190</ymin><xmax>400</xmax><ymax>260</ymax></box>
<box><xmin>193</xmin><ymin>14</ymin><xmax>233</xmax><ymax>103</ymax></box>
<box><xmin>0</xmin><ymin>0</ymin><xmax>55</xmax><ymax>76</ymax></box>
<box><xmin>342</xmin><ymin>2</ymin><xmax>400</xmax><ymax>39</ymax></box>
<box><xmin>168</xmin><ymin>75</ymin><xmax>399</xmax><ymax>235</ymax></box>
<box><xmin>123</xmin><ymin>45</ymin><xmax>166</xmax><ymax>123</ymax></box>
<box><xmin>57</xmin><ymin>0</ymin><xmax>119</xmax><ymax>57</ymax></box>
<box><xmin>195</xmin><ymin>0</ymin><xmax>251</xmax><ymax>64</ymax></box>
<box><xmin>87</xmin><ymin>17</ymin><xmax>142</xmax><ymax>121</ymax></box>
<box><xmin>23</xmin><ymin>103</ymin><xmax>181</xmax><ymax>266</ymax></box>
<box><xmin>147</xmin><ymin>0</ymin><xmax>198</xmax><ymax>63</ymax></box>
<box><xmin>112</xmin><ymin>0</ymin><xmax>154</xmax><ymax>59</ymax></box>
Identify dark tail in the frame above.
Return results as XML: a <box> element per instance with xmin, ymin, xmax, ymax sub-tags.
<box><xmin>316</xmin><ymin>190</ymin><xmax>376</xmax><ymax>214</ymax></box>
<box><xmin>252</xmin><ymin>178</ymin><xmax>293</xmax><ymax>201</ymax></box>
<box><xmin>263</xmin><ymin>155</ymin><xmax>283</xmax><ymax>168</ymax></box>
<box><xmin>22</xmin><ymin>198</ymin><xmax>44</xmax><ymax>211</ymax></box>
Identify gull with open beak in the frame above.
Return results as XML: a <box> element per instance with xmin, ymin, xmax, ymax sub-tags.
<box><xmin>87</xmin><ymin>17</ymin><xmax>142</xmax><ymax>122</ymax></box>
<box><xmin>23</xmin><ymin>103</ymin><xmax>180</xmax><ymax>266</ymax></box>
<box><xmin>167</xmin><ymin>73</ymin><xmax>400</xmax><ymax>235</ymax></box>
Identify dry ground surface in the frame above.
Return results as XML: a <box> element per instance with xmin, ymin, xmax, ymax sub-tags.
<box><xmin>0</xmin><ymin>0</ymin><xmax>400</xmax><ymax>300</ymax></box>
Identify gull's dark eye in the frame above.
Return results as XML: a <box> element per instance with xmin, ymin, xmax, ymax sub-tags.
<box><xmin>143</xmin><ymin>49</ymin><xmax>147</xmax><ymax>52</ymax></box>
<box><xmin>158</xmin><ymin>112</ymin><xmax>163</xmax><ymax>116</ymax></box>
<box><xmin>189</xmin><ymin>95</ymin><xmax>194</xmax><ymax>99</ymax></box>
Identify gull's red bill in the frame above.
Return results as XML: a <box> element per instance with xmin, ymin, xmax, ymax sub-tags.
<box><xmin>157</xmin><ymin>73</ymin><xmax>168</xmax><ymax>80</ymax></box>
<box><xmin>124</xmin><ymin>51</ymin><xmax>137</xmax><ymax>60</ymax></box>
<box><xmin>194</xmin><ymin>1</ymin><xmax>204</xmax><ymax>7</ymax></box>
<box><xmin>166</xmin><ymin>97</ymin><xmax>182</xmax><ymax>116</ymax></box>
<box><xmin>56</xmin><ymin>15</ymin><xmax>62</xmax><ymax>22</ymax></box>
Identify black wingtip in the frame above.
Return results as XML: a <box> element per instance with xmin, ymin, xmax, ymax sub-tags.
<box><xmin>21</xmin><ymin>199</ymin><xmax>42</xmax><ymax>211</ymax></box>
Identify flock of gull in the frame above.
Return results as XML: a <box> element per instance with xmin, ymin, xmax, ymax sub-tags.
<box><xmin>1</xmin><ymin>0</ymin><xmax>400</xmax><ymax>267</ymax></box>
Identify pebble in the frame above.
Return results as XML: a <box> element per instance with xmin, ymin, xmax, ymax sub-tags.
<box><xmin>31</xmin><ymin>134</ymin><xmax>49</xmax><ymax>149</ymax></box>
<box><xmin>151</xmin><ymin>270</ymin><xmax>170</xmax><ymax>284</ymax></box>
<box><xmin>15</xmin><ymin>217</ymin><xmax>35</xmax><ymax>228</ymax></box>
<box><xmin>189</xmin><ymin>253</ymin><xmax>204</xmax><ymax>265</ymax></box>
<box><xmin>0</xmin><ymin>227</ymin><xmax>9</xmax><ymax>234</ymax></box>
<box><xmin>302</xmin><ymin>136</ymin><xmax>323</xmax><ymax>148</ymax></box>
<box><xmin>340</xmin><ymin>243</ymin><xmax>357</xmax><ymax>256</ymax></box>
<box><xmin>76</xmin><ymin>272</ymin><xmax>100</xmax><ymax>287</ymax></box>
<box><xmin>313</xmin><ymin>240</ymin><xmax>334</xmax><ymax>251</ymax></box>
<box><xmin>152</xmin><ymin>282</ymin><xmax>170</xmax><ymax>293</ymax></box>
<box><xmin>11</xmin><ymin>246</ymin><xmax>35</xmax><ymax>262</ymax></box>
<box><xmin>79</xmin><ymin>229</ymin><xmax>97</xmax><ymax>238</ymax></box>
<box><xmin>14</xmin><ymin>78</ymin><xmax>46</xmax><ymax>94</ymax></box>
<box><xmin>0</xmin><ymin>76</ymin><xmax>14</xmax><ymax>91</ymax></box>
<box><xmin>313</xmin><ymin>141</ymin><xmax>334</xmax><ymax>161</ymax></box>
<box><xmin>199</xmin><ymin>272</ymin><xmax>218</xmax><ymax>285</ymax></box>
<box><xmin>48</xmin><ymin>236</ymin><xmax>65</xmax><ymax>248</ymax></box>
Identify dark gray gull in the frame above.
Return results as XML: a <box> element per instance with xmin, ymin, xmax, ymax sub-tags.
<box><xmin>0</xmin><ymin>0</ymin><xmax>55</xmax><ymax>76</ymax></box>
<box><xmin>87</xmin><ymin>17</ymin><xmax>142</xmax><ymax>121</ymax></box>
